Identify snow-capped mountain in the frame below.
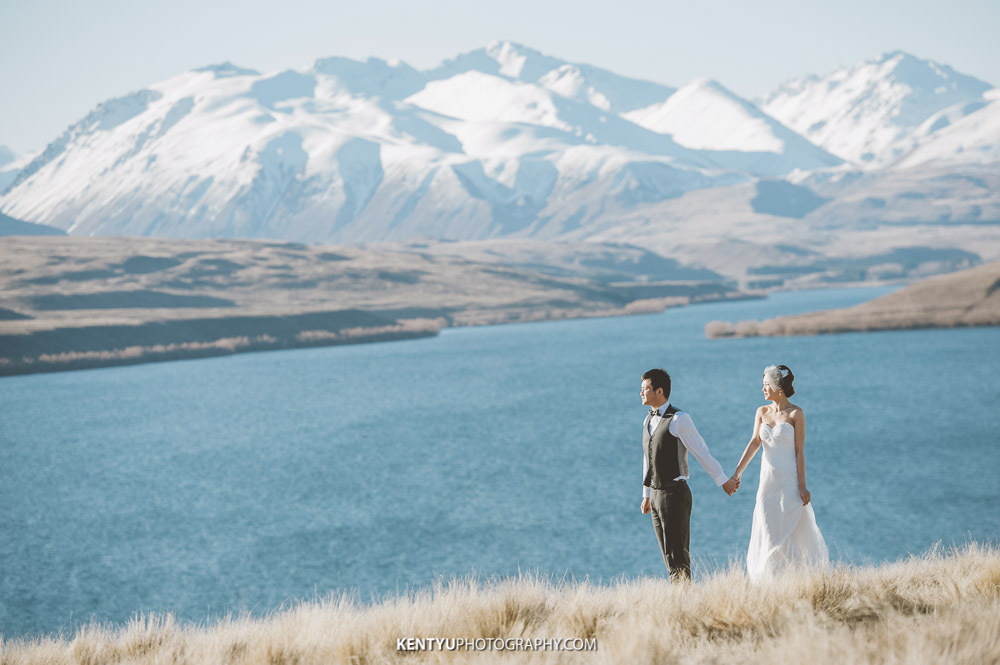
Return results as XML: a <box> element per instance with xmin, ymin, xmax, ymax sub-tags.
<box><xmin>623</xmin><ymin>78</ymin><xmax>842</xmax><ymax>176</ymax></box>
<box><xmin>0</xmin><ymin>42</ymin><xmax>835</xmax><ymax>243</ymax></box>
<box><xmin>0</xmin><ymin>43</ymin><xmax>997</xmax><ymax>276</ymax></box>
<box><xmin>760</xmin><ymin>51</ymin><xmax>993</xmax><ymax>166</ymax></box>
<box><xmin>428</xmin><ymin>41</ymin><xmax>676</xmax><ymax>113</ymax></box>
<box><xmin>403</xmin><ymin>70</ymin><xmax>703</xmax><ymax>163</ymax></box>
<box><xmin>895</xmin><ymin>90</ymin><xmax>1000</xmax><ymax>168</ymax></box>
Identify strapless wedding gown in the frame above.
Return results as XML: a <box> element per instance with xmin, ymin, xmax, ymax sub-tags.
<box><xmin>747</xmin><ymin>422</ymin><xmax>828</xmax><ymax>582</ymax></box>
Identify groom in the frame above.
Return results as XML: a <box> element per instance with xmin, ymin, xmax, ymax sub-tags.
<box><xmin>639</xmin><ymin>368</ymin><xmax>739</xmax><ymax>580</ymax></box>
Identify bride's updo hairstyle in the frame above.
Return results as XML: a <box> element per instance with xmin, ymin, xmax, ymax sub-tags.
<box><xmin>763</xmin><ymin>365</ymin><xmax>795</xmax><ymax>397</ymax></box>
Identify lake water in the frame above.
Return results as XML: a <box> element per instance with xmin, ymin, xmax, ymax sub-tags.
<box><xmin>2</xmin><ymin>286</ymin><xmax>999</xmax><ymax>638</ymax></box>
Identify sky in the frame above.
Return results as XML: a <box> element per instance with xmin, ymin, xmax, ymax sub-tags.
<box><xmin>1</xmin><ymin>0</ymin><xmax>998</xmax><ymax>155</ymax></box>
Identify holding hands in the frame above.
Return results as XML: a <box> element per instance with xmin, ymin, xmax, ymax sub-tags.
<box><xmin>723</xmin><ymin>475</ymin><xmax>740</xmax><ymax>496</ymax></box>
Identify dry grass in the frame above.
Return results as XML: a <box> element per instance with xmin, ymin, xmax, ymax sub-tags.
<box><xmin>3</xmin><ymin>545</ymin><xmax>999</xmax><ymax>664</ymax></box>
<box><xmin>0</xmin><ymin>236</ymin><xmax>746</xmax><ymax>376</ymax></box>
<box><xmin>706</xmin><ymin>261</ymin><xmax>1000</xmax><ymax>338</ymax></box>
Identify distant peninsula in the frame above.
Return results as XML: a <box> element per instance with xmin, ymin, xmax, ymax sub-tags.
<box><xmin>0</xmin><ymin>236</ymin><xmax>748</xmax><ymax>376</ymax></box>
<box><xmin>706</xmin><ymin>261</ymin><xmax>1000</xmax><ymax>338</ymax></box>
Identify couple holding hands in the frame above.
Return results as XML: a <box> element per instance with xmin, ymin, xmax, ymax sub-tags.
<box><xmin>638</xmin><ymin>366</ymin><xmax>828</xmax><ymax>583</ymax></box>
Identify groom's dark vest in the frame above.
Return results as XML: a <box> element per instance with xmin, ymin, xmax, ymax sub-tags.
<box><xmin>643</xmin><ymin>405</ymin><xmax>687</xmax><ymax>489</ymax></box>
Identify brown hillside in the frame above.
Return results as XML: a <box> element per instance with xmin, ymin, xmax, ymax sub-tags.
<box><xmin>706</xmin><ymin>261</ymin><xmax>1000</xmax><ymax>338</ymax></box>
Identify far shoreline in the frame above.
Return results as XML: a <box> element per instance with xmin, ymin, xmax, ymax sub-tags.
<box><xmin>0</xmin><ymin>290</ymin><xmax>761</xmax><ymax>379</ymax></box>
<box><xmin>6</xmin><ymin>279</ymin><xmax>946</xmax><ymax>379</ymax></box>
<box><xmin>1</xmin><ymin>235</ymin><xmax>759</xmax><ymax>378</ymax></box>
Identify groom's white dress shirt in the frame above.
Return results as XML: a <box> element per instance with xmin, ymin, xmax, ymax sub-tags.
<box><xmin>642</xmin><ymin>403</ymin><xmax>728</xmax><ymax>498</ymax></box>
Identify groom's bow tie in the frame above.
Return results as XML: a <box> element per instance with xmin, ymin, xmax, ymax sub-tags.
<box><xmin>649</xmin><ymin>408</ymin><xmax>661</xmax><ymax>418</ymax></box>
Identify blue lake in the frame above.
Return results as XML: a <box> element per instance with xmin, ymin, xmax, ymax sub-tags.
<box><xmin>2</xmin><ymin>286</ymin><xmax>999</xmax><ymax>638</ymax></box>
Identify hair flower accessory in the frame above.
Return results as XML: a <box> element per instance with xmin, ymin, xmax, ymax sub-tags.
<box><xmin>763</xmin><ymin>365</ymin><xmax>786</xmax><ymax>392</ymax></box>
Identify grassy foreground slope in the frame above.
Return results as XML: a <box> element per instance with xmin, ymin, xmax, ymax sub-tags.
<box><xmin>3</xmin><ymin>546</ymin><xmax>999</xmax><ymax>664</ymax></box>
<box><xmin>706</xmin><ymin>260</ymin><xmax>1000</xmax><ymax>338</ymax></box>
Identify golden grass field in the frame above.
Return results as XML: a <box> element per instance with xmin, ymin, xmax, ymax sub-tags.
<box><xmin>3</xmin><ymin>544</ymin><xmax>998</xmax><ymax>664</ymax></box>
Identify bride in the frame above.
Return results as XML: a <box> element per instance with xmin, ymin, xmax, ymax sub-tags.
<box><xmin>729</xmin><ymin>365</ymin><xmax>828</xmax><ymax>581</ymax></box>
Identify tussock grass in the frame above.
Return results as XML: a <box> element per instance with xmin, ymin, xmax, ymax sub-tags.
<box><xmin>705</xmin><ymin>261</ymin><xmax>1000</xmax><ymax>338</ymax></box>
<box><xmin>3</xmin><ymin>545</ymin><xmax>999</xmax><ymax>664</ymax></box>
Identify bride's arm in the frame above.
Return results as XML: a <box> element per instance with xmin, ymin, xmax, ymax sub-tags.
<box><xmin>731</xmin><ymin>407</ymin><xmax>764</xmax><ymax>481</ymax></box>
<box><xmin>794</xmin><ymin>409</ymin><xmax>811</xmax><ymax>505</ymax></box>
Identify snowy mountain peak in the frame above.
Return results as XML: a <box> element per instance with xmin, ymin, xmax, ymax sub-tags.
<box><xmin>682</xmin><ymin>77</ymin><xmax>761</xmax><ymax>108</ymax></box>
<box><xmin>9</xmin><ymin>88</ymin><xmax>163</xmax><ymax>192</ymax></box>
<box><xmin>623</xmin><ymin>77</ymin><xmax>840</xmax><ymax>174</ymax></box>
<box><xmin>192</xmin><ymin>62</ymin><xmax>261</xmax><ymax>78</ymax></box>
<box><xmin>876</xmin><ymin>51</ymin><xmax>989</xmax><ymax>97</ymax></box>
<box><xmin>484</xmin><ymin>40</ymin><xmax>536</xmax><ymax>56</ymax></box>
<box><xmin>429</xmin><ymin>42</ymin><xmax>674</xmax><ymax>113</ymax></box>
<box><xmin>430</xmin><ymin>41</ymin><xmax>564</xmax><ymax>82</ymax></box>
<box><xmin>537</xmin><ymin>65</ymin><xmax>613</xmax><ymax>110</ymax></box>
<box><xmin>2</xmin><ymin>44</ymin><xmax>995</xmax><ymax>250</ymax></box>
<box><xmin>762</xmin><ymin>51</ymin><xmax>993</xmax><ymax>165</ymax></box>
<box><xmin>313</xmin><ymin>56</ymin><xmax>426</xmax><ymax>99</ymax></box>
<box><xmin>481</xmin><ymin>40</ymin><xmax>561</xmax><ymax>80</ymax></box>
<box><xmin>896</xmin><ymin>94</ymin><xmax>1000</xmax><ymax>168</ymax></box>
<box><xmin>876</xmin><ymin>49</ymin><xmax>904</xmax><ymax>62</ymax></box>
<box><xmin>687</xmin><ymin>76</ymin><xmax>725</xmax><ymax>91</ymax></box>
<box><xmin>875</xmin><ymin>49</ymin><xmax>926</xmax><ymax>67</ymax></box>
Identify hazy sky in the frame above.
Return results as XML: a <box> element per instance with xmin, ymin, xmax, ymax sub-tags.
<box><xmin>2</xmin><ymin>0</ymin><xmax>998</xmax><ymax>154</ymax></box>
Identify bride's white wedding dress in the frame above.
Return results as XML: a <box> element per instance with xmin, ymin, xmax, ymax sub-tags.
<box><xmin>747</xmin><ymin>422</ymin><xmax>828</xmax><ymax>582</ymax></box>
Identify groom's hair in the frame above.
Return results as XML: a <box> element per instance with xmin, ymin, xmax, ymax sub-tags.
<box><xmin>642</xmin><ymin>368</ymin><xmax>671</xmax><ymax>400</ymax></box>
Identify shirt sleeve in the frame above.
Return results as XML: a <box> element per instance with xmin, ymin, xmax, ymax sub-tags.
<box><xmin>671</xmin><ymin>412</ymin><xmax>728</xmax><ymax>486</ymax></box>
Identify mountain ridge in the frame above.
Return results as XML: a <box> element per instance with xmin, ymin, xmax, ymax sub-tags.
<box><xmin>1</xmin><ymin>43</ymin><xmax>997</xmax><ymax>285</ymax></box>
<box><xmin>760</xmin><ymin>50</ymin><xmax>994</xmax><ymax>166</ymax></box>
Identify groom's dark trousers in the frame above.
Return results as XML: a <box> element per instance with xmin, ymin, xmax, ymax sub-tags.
<box><xmin>649</xmin><ymin>481</ymin><xmax>692</xmax><ymax>580</ymax></box>
<box><xmin>644</xmin><ymin>404</ymin><xmax>692</xmax><ymax>580</ymax></box>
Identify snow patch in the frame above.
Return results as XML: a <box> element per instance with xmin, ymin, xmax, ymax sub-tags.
<box><xmin>896</xmin><ymin>97</ymin><xmax>1000</xmax><ymax>168</ymax></box>
<box><xmin>335</xmin><ymin>139</ymin><xmax>384</xmax><ymax>227</ymax></box>
<box><xmin>157</xmin><ymin>97</ymin><xmax>196</xmax><ymax>137</ymax></box>
<box><xmin>407</xmin><ymin>71</ymin><xmax>571</xmax><ymax>132</ymax></box>
<box><xmin>451</xmin><ymin>158</ymin><xmax>558</xmax><ymax>233</ymax></box>
<box><xmin>93</xmin><ymin>90</ymin><xmax>162</xmax><ymax>131</ymax></box>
